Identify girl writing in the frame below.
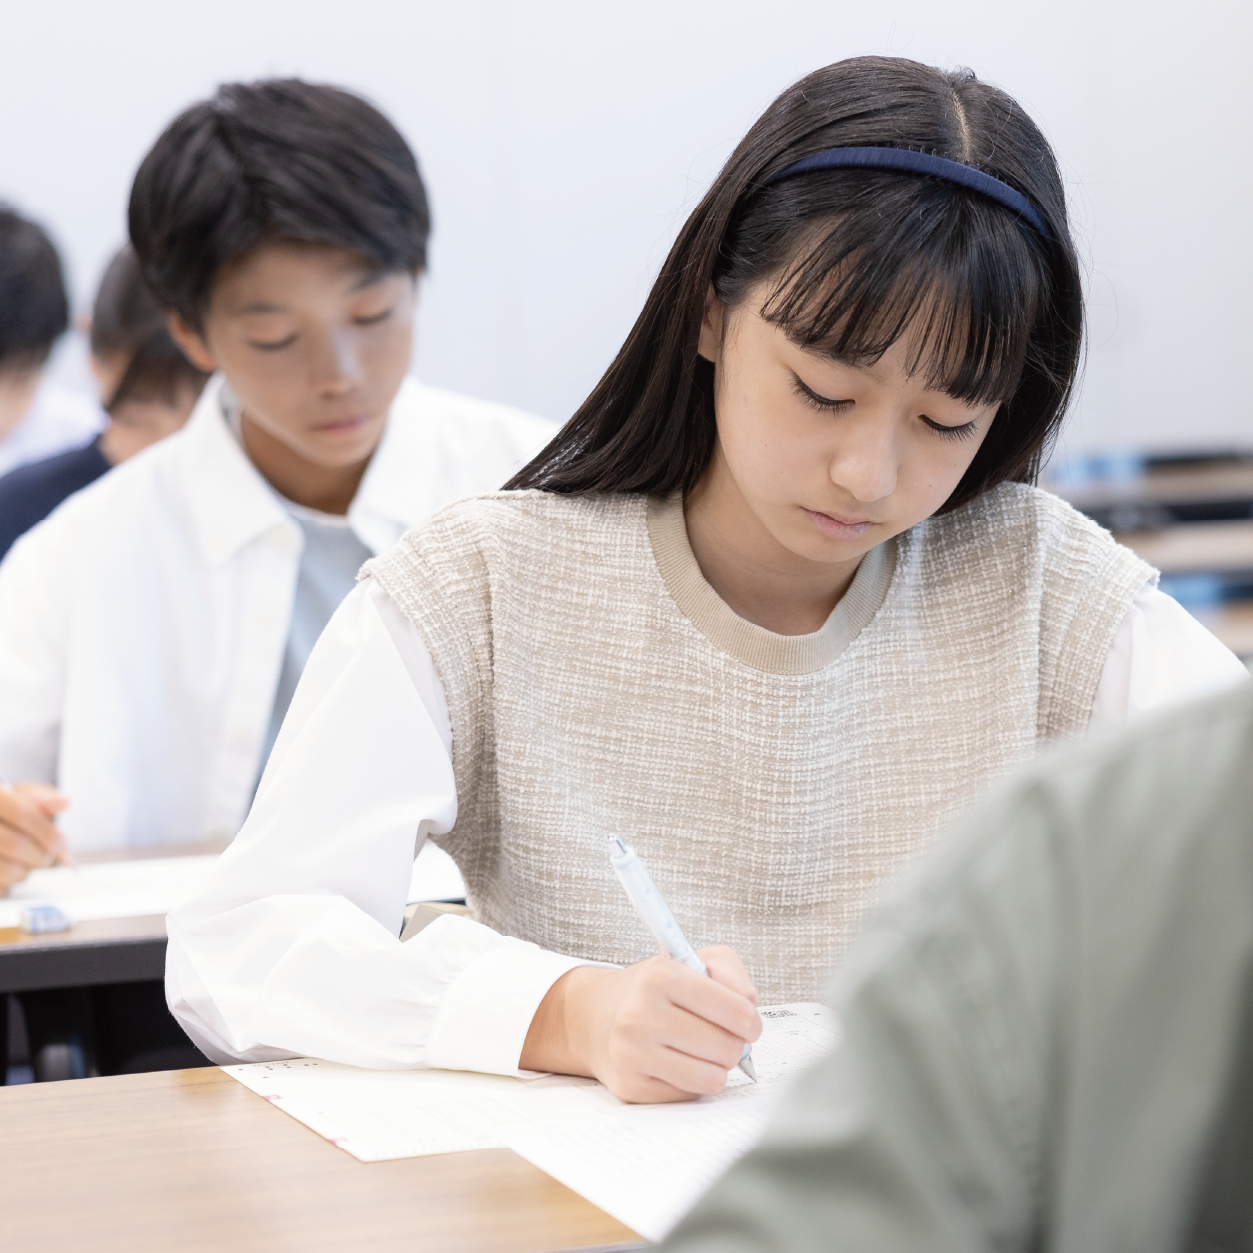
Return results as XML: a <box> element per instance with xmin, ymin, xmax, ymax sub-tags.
<box><xmin>168</xmin><ymin>56</ymin><xmax>1245</xmax><ymax>1103</ymax></box>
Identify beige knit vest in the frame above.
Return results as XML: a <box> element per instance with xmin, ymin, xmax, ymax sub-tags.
<box><xmin>365</xmin><ymin>484</ymin><xmax>1154</xmax><ymax>1002</ymax></box>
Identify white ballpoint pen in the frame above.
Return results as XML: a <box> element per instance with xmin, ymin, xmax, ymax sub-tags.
<box><xmin>606</xmin><ymin>834</ymin><xmax>757</xmax><ymax>1082</ymax></box>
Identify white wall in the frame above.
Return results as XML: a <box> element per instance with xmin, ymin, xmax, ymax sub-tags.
<box><xmin>2</xmin><ymin>0</ymin><xmax>1248</xmax><ymax>456</ymax></box>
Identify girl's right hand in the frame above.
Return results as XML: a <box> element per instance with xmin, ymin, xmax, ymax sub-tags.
<box><xmin>520</xmin><ymin>945</ymin><xmax>762</xmax><ymax>1103</ymax></box>
<box><xmin>0</xmin><ymin>782</ymin><xmax>70</xmax><ymax>894</ymax></box>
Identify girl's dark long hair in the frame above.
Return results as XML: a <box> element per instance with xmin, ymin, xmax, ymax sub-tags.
<box><xmin>507</xmin><ymin>57</ymin><xmax>1083</xmax><ymax>514</ymax></box>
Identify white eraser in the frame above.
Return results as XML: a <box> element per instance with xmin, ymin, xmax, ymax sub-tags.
<box><xmin>19</xmin><ymin>904</ymin><xmax>74</xmax><ymax>934</ymax></box>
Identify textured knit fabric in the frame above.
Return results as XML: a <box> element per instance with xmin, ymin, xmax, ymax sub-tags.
<box><xmin>364</xmin><ymin>483</ymin><xmax>1155</xmax><ymax>1002</ymax></box>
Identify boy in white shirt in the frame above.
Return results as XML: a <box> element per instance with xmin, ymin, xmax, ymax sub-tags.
<box><xmin>0</xmin><ymin>79</ymin><xmax>554</xmax><ymax>881</ymax></box>
<box><xmin>0</xmin><ymin>205</ymin><xmax>105</xmax><ymax>477</ymax></box>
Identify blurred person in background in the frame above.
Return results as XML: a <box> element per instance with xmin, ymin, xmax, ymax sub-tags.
<box><xmin>0</xmin><ymin>78</ymin><xmax>552</xmax><ymax>885</ymax></box>
<box><xmin>664</xmin><ymin>683</ymin><xmax>1253</xmax><ymax>1252</ymax></box>
<box><xmin>0</xmin><ymin>78</ymin><xmax>552</xmax><ymax>1083</ymax></box>
<box><xmin>0</xmin><ymin>205</ymin><xmax>105</xmax><ymax>477</ymax></box>
<box><xmin>0</xmin><ymin>245</ymin><xmax>208</xmax><ymax>561</ymax></box>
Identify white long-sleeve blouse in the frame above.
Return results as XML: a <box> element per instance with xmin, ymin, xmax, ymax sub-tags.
<box><xmin>166</xmin><ymin>578</ymin><xmax>1249</xmax><ymax>1074</ymax></box>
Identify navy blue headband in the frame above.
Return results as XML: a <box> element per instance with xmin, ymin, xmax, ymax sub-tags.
<box><xmin>768</xmin><ymin>146</ymin><xmax>1049</xmax><ymax>238</ymax></box>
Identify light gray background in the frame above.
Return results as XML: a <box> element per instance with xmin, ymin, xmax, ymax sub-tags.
<box><xmin>2</xmin><ymin>0</ymin><xmax>1245</xmax><ymax>457</ymax></box>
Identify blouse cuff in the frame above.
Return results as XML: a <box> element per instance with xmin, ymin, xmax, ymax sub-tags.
<box><xmin>422</xmin><ymin>916</ymin><xmax>593</xmax><ymax>1076</ymax></box>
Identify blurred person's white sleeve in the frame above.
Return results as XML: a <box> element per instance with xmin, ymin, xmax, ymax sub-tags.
<box><xmin>166</xmin><ymin>580</ymin><xmax>591</xmax><ymax>1074</ymax></box>
<box><xmin>1090</xmin><ymin>584</ymin><xmax>1250</xmax><ymax>726</ymax></box>
<box><xmin>0</xmin><ymin>525</ymin><xmax>71</xmax><ymax>783</ymax></box>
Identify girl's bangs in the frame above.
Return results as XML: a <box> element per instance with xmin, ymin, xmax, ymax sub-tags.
<box><xmin>759</xmin><ymin>208</ymin><xmax>1043</xmax><ymax>408</ymax></box>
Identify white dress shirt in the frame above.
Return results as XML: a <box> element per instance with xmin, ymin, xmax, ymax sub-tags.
<box><xmin>0</xmin><ymin>374</ymin><xmax>555</xmax><ymax>850</ymax></box>
<box><xmin>167</xmin><ymin>572</ymin><xmax>1250</xmax><ymax>1076</ymax></box>
<box><xmin>0</xmin><ymin>376</ymin><xmax>106</xmax><ymax>477</ymax></box>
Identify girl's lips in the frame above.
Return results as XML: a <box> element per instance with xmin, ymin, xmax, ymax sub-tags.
<box><xmin>803</xmin><ymin>507</ymin><xmax>875</xmax><ymax>540</ymax></box>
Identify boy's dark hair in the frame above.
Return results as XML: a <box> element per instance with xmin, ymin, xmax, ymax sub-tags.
<box><xmin>91</xmin><ymin>246</ymin><xmax>209</xmax><ymax>414</ymax></box>
<box><xmin>129</xmin><ymin>79</ymin><xmax>430</xmax><ymax>330</ymax></box>
<box><xmin>508</xmin><ymin>57</ymin><xmax>1083</xmax><ymax>515</ymax></box>
<box><xmin>0</xmin><ymin>206</ymin><xmax>70</xmax><ymax>371</ymax></box>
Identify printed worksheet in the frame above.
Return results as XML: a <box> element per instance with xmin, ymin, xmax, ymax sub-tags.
<box><xmin>505</xmin><ymin>1005</ymin><xmax>839</xmax><ymax>1239</ymax></box>
<box><xmin>225</xmin><ymin>1003</ymin><xmax>840</xmax><ymax>1241</ymax></box>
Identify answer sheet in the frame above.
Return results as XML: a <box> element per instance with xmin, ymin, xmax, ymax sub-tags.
<box><xmin>225</xmin><ymin>1003</ymin><xmax>839</xmax><ymax>1241</ymax></box>
<box><xmin>0</xmin><ymin>841</ymin><xmax>463</xmax><ymax>928</ymax></box>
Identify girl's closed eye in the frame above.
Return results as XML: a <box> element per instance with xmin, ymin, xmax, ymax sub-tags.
<box><xmin>793</xmin><ymin>373</ymin><xmax>980</xmax><ymax>441</ymax></box>
<box><xmin>792</xmin><ymin>375</ymin><xmax>852</xmax><ymax>412</ymax></box>
<box><xmin>921</xmin><ymin>415</ymin><xmax>980</xmax><ymax>441</ymax></box>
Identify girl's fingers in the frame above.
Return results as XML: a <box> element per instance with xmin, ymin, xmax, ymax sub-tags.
<box><xmin>638</xmin><ymin>996</ymin><xmax>751</xmax><ymax>1073</ymax></box>
<box><xmin>543</xmin><ymin>951</ymin><xmax>762</xmax><ymax>1104</ymax></box>
<box><xmin>649</xmin><ymin>1043</ymin><xmax>743</xmax><ymax>1097</ymax></box>
<box><xmin>699</xmin><ymin>944</ymin><xmax>760</xmax><ymax>1006</ymax></box>
<box><xmin>658</xmin><ymin>959</ymin><xmax>762</xmax><ymax>1047</ymax></box>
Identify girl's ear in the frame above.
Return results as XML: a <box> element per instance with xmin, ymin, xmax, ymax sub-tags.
<box><xmin>165</xmin><ymin>311</ymin><xmax>217</xmax><ymax>374</ymax></box>
<box><xmin>697</xmin><ymin>285</ymin><xmax>725</xmax><ymax>364</ymax></box>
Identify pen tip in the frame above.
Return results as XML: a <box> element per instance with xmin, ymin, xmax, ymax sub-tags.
<box><xmin>740</xmin><ymin>1056</ymin><xmax>758</xmax><ymax>1082</ymax></box>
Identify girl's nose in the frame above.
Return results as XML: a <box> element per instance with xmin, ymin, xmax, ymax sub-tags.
<box><xmin>829</xmin><ymin>429</ymin><xmax>898</xmax><ymax>504</ymax></box>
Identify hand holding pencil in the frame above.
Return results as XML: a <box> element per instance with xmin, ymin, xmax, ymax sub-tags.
<box><xmin>0</xmin><ymin>771</ymin><xmax>76</xmax><ymax>893</ymax></box>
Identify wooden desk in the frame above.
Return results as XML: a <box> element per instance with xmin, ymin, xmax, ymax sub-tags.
<box><xmin>0</xmin><ymin>1067</ymin><xmax>643</xmax><ymax>1252</ymax></box>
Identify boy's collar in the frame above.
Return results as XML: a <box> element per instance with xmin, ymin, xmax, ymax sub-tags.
<box><xmin>178</xmin><ymin>375</ymin><xmax>293</xmax><ymax>566</ymax></box>
<box><xmin>179</xmin><ymin>373</ymin><xmax>420</xmax><ymax>565</ymax></box>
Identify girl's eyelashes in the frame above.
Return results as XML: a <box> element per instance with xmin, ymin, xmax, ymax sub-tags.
<box><xmin>793</xmin><ymin>374</ymin><xmax>979</xmax><ymax>441</ymax></box>
<box><xmin>354</xmin><ymin>307</ymin><xmax>394</xmax><ymax>327</ymax></box>
<box><xmin>792</xmin><ymin>375</ymin><xmax>852</xmax><ymax>412</ymax></box>
<box><xmin>921</xmin><ymin>415</ymin><xmax>980</xmax><ymax>441</ymax></box>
